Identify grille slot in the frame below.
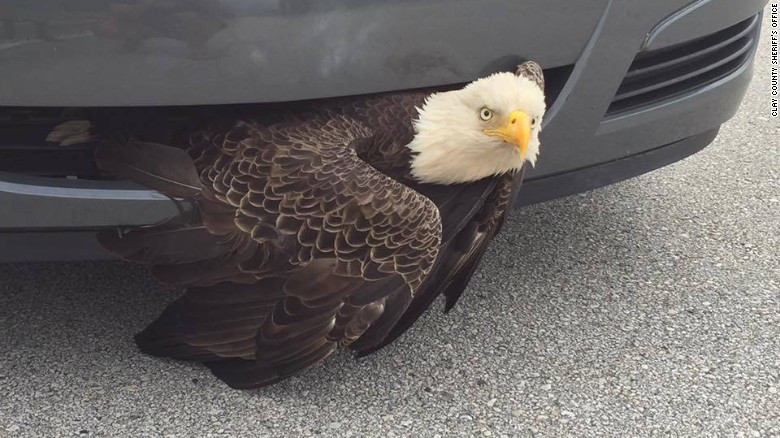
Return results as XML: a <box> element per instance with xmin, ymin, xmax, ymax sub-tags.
<box><xmin>608</xmin><ymin>14</ymin><xmax>759</xmax><ymax>115</ymax></box>
<box><xmin>0</xmin><ymin>108</ymin><xmax>191</xmax><ymax>178</ymax></box>
<box><xmin>0</xmin><ymin>109</ymin><xmax>101</xmax><ymax>178</ymax></box>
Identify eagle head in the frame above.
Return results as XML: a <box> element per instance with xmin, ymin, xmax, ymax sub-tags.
<box><xmin>408</xmin><ymin>64</ymin><xmax>546</xmax><ymax>185</ymax></box>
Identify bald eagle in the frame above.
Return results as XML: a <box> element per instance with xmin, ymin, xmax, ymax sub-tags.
<box><xmin>57</xmin><ymin>62</ymin><xmax>546</xmax><ymax>388</ymax></box>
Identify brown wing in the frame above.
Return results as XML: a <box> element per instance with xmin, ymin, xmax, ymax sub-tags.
<box><xmin>195</xmin><ymin>114</ymin><xmax>440</xmax><ymax>290</ymax></box>
<box><xmin>352</xmin><ymin>171</ymin><xmax>524</xmax><ymax>355</ymax></box>
<box><xmin>439</xmin><ymin>169</ymin><xmax>524</xmax><ymax>310</ymax></box>
<box><xmin>98</xmin><ymin>112</ymin><xmax>442</xmax><ymax>388</ymax></box>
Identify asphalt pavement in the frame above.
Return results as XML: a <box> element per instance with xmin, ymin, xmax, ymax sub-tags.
<box><xmin>2</xmin><ymin>12</ymin><xmax>779</xmax><ymax>438</ymax></box>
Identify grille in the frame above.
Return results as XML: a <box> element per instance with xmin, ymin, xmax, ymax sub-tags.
<box><xmin>608</xmin><ymin>14</ymin><xmax>760</xmax><ymax>115</ymax></box>
<box><xmin>0</xmin><ymin>108</ymin><xmax>191</xmax><ymax>178</ymax></box>
<box><xmin>0</xmin><ymin>109</ymin><xmax>100</xmax><ymax>178</ymax></box>
<box><xmin>0</xmin><ymin>65</ymin><xmax>571</xmax><ymax>178</ymax></box>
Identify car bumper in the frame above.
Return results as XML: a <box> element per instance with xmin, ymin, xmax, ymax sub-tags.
<box><xmin>0</xmin><ymin>0</ymin><xmax>769</xmax><ymax>261</ymax></box>
<box><xmin>0</xmin><ymin>128</ymin><xmax>720</xmax><ymax>262</ymax></box>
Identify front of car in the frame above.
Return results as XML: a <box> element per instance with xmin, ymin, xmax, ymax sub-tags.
<box><xmin>0</xmin><ymin>0</ymin><xmax>769</xmax><ymax>261</ymax></box>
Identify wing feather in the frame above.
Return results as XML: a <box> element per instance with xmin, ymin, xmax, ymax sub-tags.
<box><xmin>353</xmin><ymin>171</ymin><xmax>523</xmax><ymax>356</ymax></box>
<box><xmin>102</xmin><ymin>112</ymin><xmax>442</xmax><ymax>388</ymax></box>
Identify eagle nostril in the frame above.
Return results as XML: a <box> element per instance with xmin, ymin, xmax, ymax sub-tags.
<box><xmin>510</xmin><ymin>118</ymin><xmax>517</xmax><ymax>124</ymax></box>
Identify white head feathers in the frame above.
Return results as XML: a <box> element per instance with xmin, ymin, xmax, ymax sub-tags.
<box><xmin>408</xmin><ymin>71</ymin><xmax>546</xmax><ymax>185</ymax></box>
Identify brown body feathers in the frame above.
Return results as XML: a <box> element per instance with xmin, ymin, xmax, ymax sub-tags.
<box><xmin>93</xmin><ymin>89</ymin><xmax>526</xmax><ymax>388</ymax></box>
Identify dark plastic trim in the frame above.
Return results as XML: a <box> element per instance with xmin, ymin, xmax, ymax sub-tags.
<box><xmin>518</xmin><ymin>128</ymin><xmax>718</xmax><ymax>206</ymax></box>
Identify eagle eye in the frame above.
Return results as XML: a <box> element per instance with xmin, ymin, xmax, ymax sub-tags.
<box><xmin>479</xmin><ymin>107</ymin><xmax>493</xmax><ymax>121</ymax></box>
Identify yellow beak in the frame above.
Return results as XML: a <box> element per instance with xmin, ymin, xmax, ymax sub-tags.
<box><xmin>484</xmin><ymin>110</ymin><xmax>532</xmax><ymax>158</ymax></box>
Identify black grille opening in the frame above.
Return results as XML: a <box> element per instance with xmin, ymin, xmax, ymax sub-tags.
<box><xmin>0</xmin><ymin>106</ymin><xmax>200</xmax><ymax>179</ymax></box>
<box><xmin>0</xmin><ymin>109</ymin><xmax>101</xmax><ymax>178</ymax></box>
<box><xmin>608</xmin><ymin>14</ymin><xmax>759</xmax><ymax>115</ymax></box>
<box><xmin>540</xmin><ymin>64</ymin><xmax>573</xmax><ymax>109</ymax></box>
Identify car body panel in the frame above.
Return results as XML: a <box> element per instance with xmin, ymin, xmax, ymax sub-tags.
<box><xmin>0</xmin><ymin>0</ymin><xmax>761</xmax><ymax>106</ymax></box>
<box><xmin>0</xmin><ymin>0</ymin><xmax>609</xmax><ymax>106</ymax></box>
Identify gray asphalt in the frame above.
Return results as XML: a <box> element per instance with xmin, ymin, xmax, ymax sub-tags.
<box><xmin>2</xmin><ymin>13</ymin><xmax>779</xmax><ymax>438</ymax></box>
